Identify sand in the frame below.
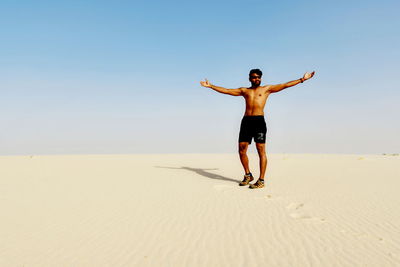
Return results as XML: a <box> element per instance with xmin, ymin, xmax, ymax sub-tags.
<box><xmin>1</xmin><ymin>153</ymin><xmax>399</xmax><ymax>266</ymax></box>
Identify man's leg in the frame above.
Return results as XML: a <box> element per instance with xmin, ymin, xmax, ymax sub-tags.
<box><xmin>255</xmin><ymin>142</ymin><xmax>267</xmax><ymax>180</ymax></box>
<box><xmin>238</xmin><ymin>141</ymin><xmax>254</xmax><ymax>186</ymax></box>
<box><xmin>238</xmin><ymin>142</ymin><xmax>250</xmax><ymax>174</ymax></box>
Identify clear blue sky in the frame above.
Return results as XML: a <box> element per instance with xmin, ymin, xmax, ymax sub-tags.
<box><xmin>1</xmin><ymin>0</ymin><xmax>399</xmax><ymax>155</ymax></box>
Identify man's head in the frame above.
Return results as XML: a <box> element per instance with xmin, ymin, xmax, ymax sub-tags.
<box><xmin>249</xmin><ymin>69</ymin><xmax>262</xmax><ymax>87</ymax></box>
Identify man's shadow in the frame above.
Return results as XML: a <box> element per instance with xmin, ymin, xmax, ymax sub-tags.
<box><xmin>154</xmin><ymin>166</ymin><xmax>238</xmax><ymax>183</ymax></box>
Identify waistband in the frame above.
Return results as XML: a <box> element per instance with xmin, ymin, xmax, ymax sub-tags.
<box><xmin>243</xmin><ymin>115</ymin><xmax>264</xmax><ymax>119</ymax></box>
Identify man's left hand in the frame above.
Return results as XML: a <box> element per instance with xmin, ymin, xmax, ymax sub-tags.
<box><xmin>303</xmin><ymin>71</ymin><xmax>316</xmax><ymax>81</ymax></box>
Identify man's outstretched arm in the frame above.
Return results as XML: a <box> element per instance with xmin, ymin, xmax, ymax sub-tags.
<box><xmin>268</xmin><ymin>71</ymin><xmax>315</xmax><ymax>93</ymax></box>
<box><xmin>200</xmin><ymin>79</ymin><xmax>243</xmax><ymax>96</ymax></box>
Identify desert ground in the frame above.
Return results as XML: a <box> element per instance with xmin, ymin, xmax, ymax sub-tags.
<box><xmin>1</xmin><ymin>153</ymin><xmax>399</xmax><ymax>266</ymax></box>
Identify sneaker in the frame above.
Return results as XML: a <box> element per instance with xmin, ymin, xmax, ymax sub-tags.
<box><xmin>249</xmin><ymin>179</ymin><xmax>265</xmax><ymax>189</ymax></box>
<box><xmin>239</xmin><ymin>173</ymin><xmax>254</xmax><ymax>186</ymax></box>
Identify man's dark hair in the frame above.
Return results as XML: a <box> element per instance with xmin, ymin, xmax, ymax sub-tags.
<box><xmin>249</xmin><ymin>69</ymin><xmax>262</xmax><ymax>77</ymax></box>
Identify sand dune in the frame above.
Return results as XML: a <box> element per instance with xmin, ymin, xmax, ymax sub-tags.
<box><xmin>1</xmin><ymin>154</ymin><xmax>399</xmax><ymax>266</ymax></box>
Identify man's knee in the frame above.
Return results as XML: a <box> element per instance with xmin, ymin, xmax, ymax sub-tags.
<box><xmin>256</xmin><ymin>143</ymin><xmax>266</xmax><ymax>154</ymax></box>
<box><xmin>238</xmin><ymin>143</ymin><xmax>248</xmax><ymax>154</ymax></box>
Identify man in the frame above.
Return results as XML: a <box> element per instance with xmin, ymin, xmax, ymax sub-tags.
<box><xmin>200</xmin><ymin>69</ymin><xmax>315</xmax><ymax>189</ymax></box>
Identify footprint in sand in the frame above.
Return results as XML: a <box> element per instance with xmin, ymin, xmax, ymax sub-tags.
<box><xmin>289</xmin><ymin>213</ymin><xmax>312</xmax><ymax>219</ymax></box>
<box><xmin>289</xmin><ymin>212</ymin><xmax>325</xmax><ymax>222</ymax></box>
<box><xmin>286</xmin><ymin>202</ymin><xmax>326</xmax><ymax>222</ymax></box>
<box><xmin>286</xmin><ymin>202</ymin><xmax>304</xmax><ymax>210</ymax></box>
<box><xmin>287</xmin><ymin>203</ymin><xmax>310</xmax><ymax>219</ymax></box>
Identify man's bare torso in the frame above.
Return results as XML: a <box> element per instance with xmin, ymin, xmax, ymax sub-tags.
<box><xmin>200</xmin><ymin>70</ymin><xmax>315</xmax><ymax>116</ymax></box>
<box><xmin>241</xmin><ymin>85</ymin><xmax>271</xmax><ymax>116</ymax></box>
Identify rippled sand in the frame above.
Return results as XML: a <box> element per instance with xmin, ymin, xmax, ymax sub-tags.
<box><xmin>1</xmin><ymin>154</ymin><xmax>399</xmax><ymax>266</ymax></box>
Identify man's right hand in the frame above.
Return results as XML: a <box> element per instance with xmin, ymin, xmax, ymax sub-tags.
<box><xmin>200</xmin><ymin>79</ymin><xmax>211</xmax><ymax>88</ymax></box>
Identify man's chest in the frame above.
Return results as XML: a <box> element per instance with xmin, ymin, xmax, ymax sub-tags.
<box><xmin>244</xmin><ymin>89</ymin><xmax>269</xmax><ymax>101</ymax></box>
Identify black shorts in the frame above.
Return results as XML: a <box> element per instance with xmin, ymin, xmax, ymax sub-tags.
<box><xmin>238</xmin><ymin>116</ymin><xmax>267</xmax><ymax>144</ymax></box>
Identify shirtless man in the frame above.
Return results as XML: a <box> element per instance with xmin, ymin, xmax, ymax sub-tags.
<box><xmin>200</xmin><ymin>69</ymin><xmax>315</xmax><ymax>189</ymax></box>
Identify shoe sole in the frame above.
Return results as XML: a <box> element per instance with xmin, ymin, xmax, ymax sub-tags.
<box><xmin>239</xmin><ymin>179</ymin><xmax>253</xmax><ymax>186</ymax></box>
<box><xmin>249</xmin><ymin>185</ymin><xmax>264</xmax><ymax>189</ymax></box>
